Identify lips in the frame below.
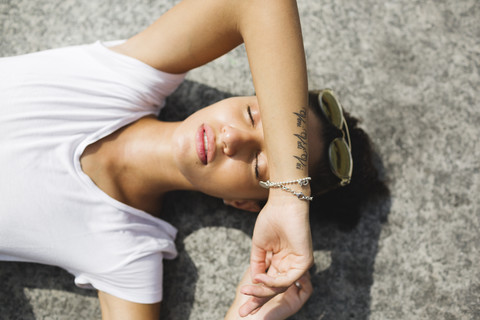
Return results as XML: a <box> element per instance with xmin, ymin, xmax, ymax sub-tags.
<box><xmin>196</xmin><ymin>124</ymin><xmax>215</xmax><ymax>165</ymax></box>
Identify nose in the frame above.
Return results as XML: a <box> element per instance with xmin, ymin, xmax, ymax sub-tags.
<box><xmin>221</xmin><ymin>125</ymin><xmax>258</xmax><ymax>156</ymax></box>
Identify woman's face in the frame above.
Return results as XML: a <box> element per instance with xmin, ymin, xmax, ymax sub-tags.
<box><xmin>172</xmin><ymin>96</ymin><xmax>323</xmax><ymax>203</ymax></box>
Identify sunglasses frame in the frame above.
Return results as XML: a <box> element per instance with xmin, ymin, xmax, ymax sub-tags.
<box><xmin>317</xmin><ymin>89</ymin><xmax>353</xmax><ymax>186</ymax></box>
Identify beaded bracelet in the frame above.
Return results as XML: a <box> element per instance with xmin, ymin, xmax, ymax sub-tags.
<box><xmin>259</xmin><ymin>177</ymin><xmax>313</xmax><ymax>201</ymax></box>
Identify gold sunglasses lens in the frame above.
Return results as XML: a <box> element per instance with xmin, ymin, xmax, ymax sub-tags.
<box><xmin>329</xmin><ymin>138</ymin><xmax>353</xmax><ymax>181</ymax></box>
<box><xmin>319</xmin><ymin>91</ymin><xmax>343</xmax><ymax>129</ymax></box>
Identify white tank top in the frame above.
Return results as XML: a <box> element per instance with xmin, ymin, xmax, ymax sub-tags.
<box><xmin>0</xmin><ymin>41</ymin><xmax>186</xmax><ymax>303</ymax></box>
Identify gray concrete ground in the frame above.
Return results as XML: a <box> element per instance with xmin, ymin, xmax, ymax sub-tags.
<box><xmin>1</xmin><ymin>0</ymin><xmax>479</xmax><ymax>319</ymax></box>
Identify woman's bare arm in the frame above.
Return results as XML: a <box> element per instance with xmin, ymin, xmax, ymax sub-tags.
<box><xmin>110</xmin><ymin>0</ymin><xmax>244</xmax><ymax>74</ymax></box>
<box><xmin>113</xmin><ymin>0</ymin><xmax>312</xmax><ymax>316</ymax></box>
<box><xmin>98</xmin><ymin>291</ymin><xmax>161</xmax><ymax>320</ymax></box>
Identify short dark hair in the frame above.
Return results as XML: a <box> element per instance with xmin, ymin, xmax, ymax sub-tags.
<box><xmin>307</xmin><ymin>91</ymin><xmax>389</xmax><ymax>230</ymax></box>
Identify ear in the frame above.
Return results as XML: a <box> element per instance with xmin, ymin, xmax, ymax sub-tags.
<box><xmin>223</xmin><ymin>199</ymin><xmax>261</xmax><ymax>213</ymax></box>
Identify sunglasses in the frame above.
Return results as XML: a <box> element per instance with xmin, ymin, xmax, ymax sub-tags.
<box><xmin>317</xmin><ymin>89</ymin><xmax>353</xmax><ymax>186</ymax></box>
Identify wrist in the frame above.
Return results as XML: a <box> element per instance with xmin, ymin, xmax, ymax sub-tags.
<box><xmin>265</xmin><ymin>190</ymin><xmax>310</xmax><ymax>212</ymax></box>
<box><xmin>261</xmin><ymin>176</ymin><xmax>312</xmax><ymax>202</ymax></box>
<box><xmin>268</xmin><ymin>186</ymin><xmax>311</xmax><ymax>199</ymax></box>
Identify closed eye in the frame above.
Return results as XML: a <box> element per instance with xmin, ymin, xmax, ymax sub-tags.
<box><xmin>247</xmin><ymin>106</ymin><xmax>259</xmax><ymax>178</ymax></box>
<box><xmin>255</xmin><ymin>152</ymin><xmax>259</xmax><ymax>178</ymax></box>
<box><xmin>247</xmin><ymin>106</ymin><xmax>255</xmax><ymax>126</ymax></box>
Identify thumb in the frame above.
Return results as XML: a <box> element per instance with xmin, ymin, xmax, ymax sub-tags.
<box><xmin>250</xmin><ymin>244</ymin><xmax>267</xmax><ymax>283</ymax></box>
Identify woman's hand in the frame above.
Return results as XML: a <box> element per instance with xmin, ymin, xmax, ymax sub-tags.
<box><xmin>226</xmin><ymin>266</ymin><xmax>312</xmax><ymax>320</ymax></box>
<box><xmin>240</xmin><ymin>195</ymin><xmax>313</xmax><ymax>316</ymax></box>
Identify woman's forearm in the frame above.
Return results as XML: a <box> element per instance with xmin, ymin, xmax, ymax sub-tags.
<box><xmin>237</xmin><ymin>0</ymin><xmax>309</xmax><ymax>187</ymax></box>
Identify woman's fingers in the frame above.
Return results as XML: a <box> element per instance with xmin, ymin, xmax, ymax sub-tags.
<box><xmin>238</xmin><ymin>296</ymin><xmax>269</xmax><ymax>318</ymax></box>
<box><xmin>240</xmin><ymin>283</ymin><xmax>287</xmax><ymax>298</ymax></box>
<box><xmin>253</xmin><ymin>268</ymin><xmax>305</xmax><ymax>288</ymax></box>
<box><xmin>292</xmin><ymin>272</ymin><xmax>313</xmax><ymax>302</ymax></box>
<box><xmin>238</xmin><ymin>272</ymin><xmax>313</xmax><ymax>318</ymax></box>
<box><xmin>238</xmin><ymin>283</ymin><xmax>286</xmax><ymax>316</ymax></box>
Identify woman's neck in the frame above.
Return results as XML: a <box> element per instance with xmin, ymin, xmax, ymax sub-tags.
<box><xmin>80</xmin><ymin>116</ymin><xmax>192</xmax><ymax>215</ymax></box>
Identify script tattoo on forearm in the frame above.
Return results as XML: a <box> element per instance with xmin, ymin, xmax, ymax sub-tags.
<box><xmin>293</xmin><ymin>108</ymin><xmax>308</xmax><ymax>170</ymax></box>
